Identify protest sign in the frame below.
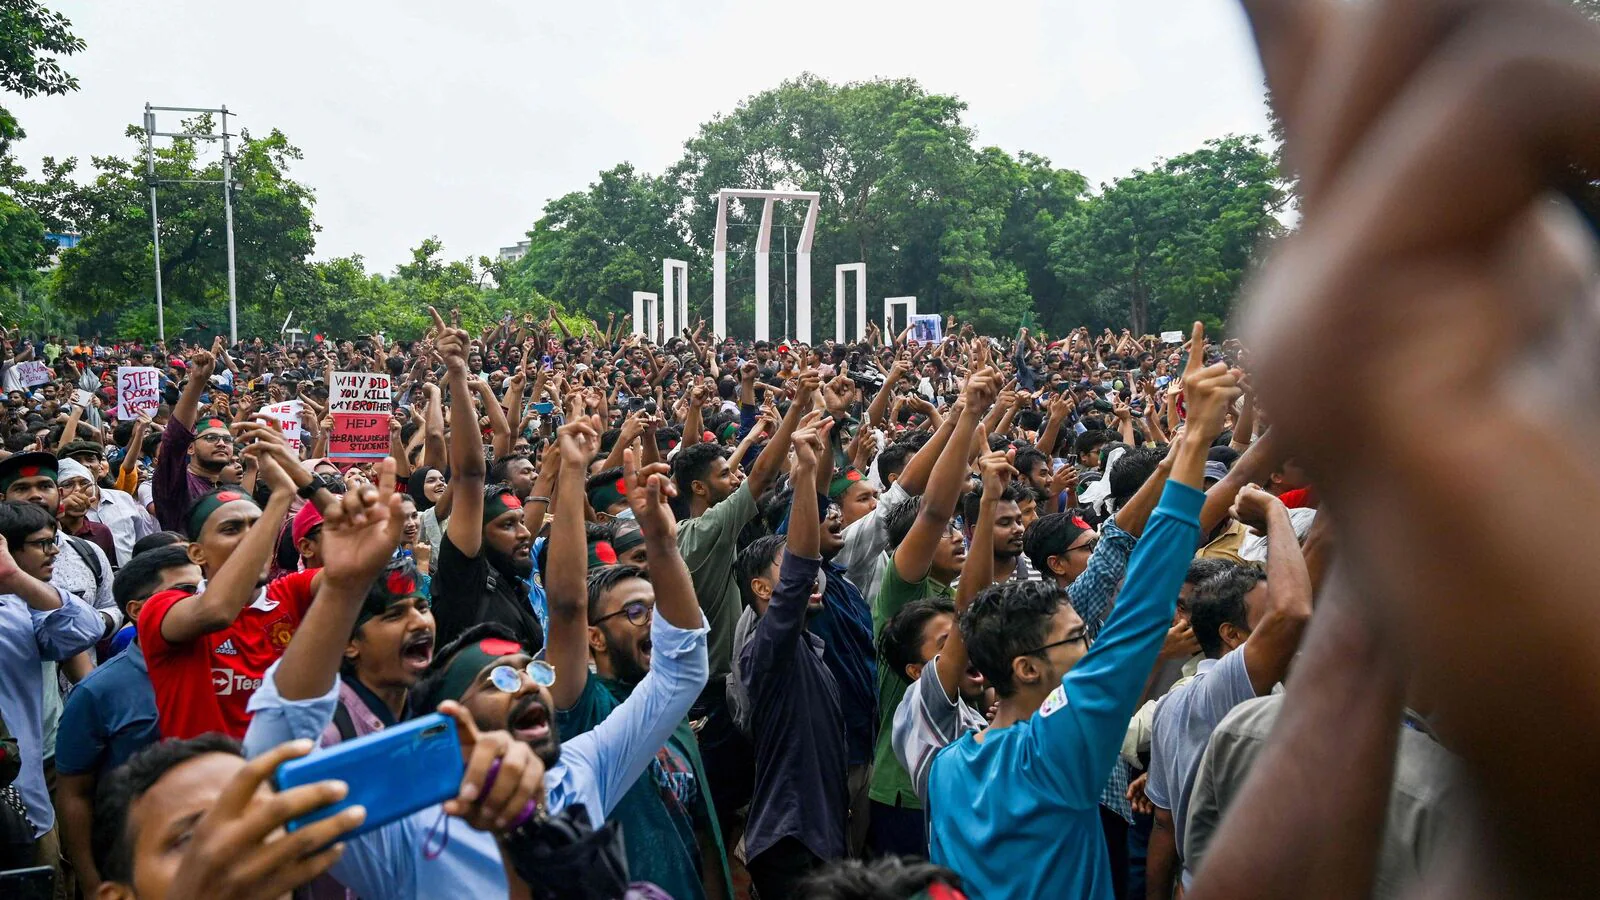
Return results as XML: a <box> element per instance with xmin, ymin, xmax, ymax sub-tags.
<box><xmin>15</xmin><ymin>360</ymin><xmax>50</xmax><ymax>388</ymax></box>
<box><xmin>329</xmin><ymin>413</ymin><xmax>388</xmax><ymax>462</ymax></box>
<box><xmin>262</xmin><ymin>400</ymin><xmax>305</xmax><ymax>456</ymax></box>
<box><xmin>1160</xmin><ymin>330</ymin><xmax>1185</xmax><ymax>344</ymax></box>
<box><xmin>909</xmin><ymin>314</ymin><xmax>943</xmax><ymax>343</ymax></box>
<box><xmin>329</xmin><ymin>372</ymin><xmax>392</xmax><ymax>414</ymax></box>
<box><xmin>71</xmin><ymin>389</ymin><xmax>93</xmax><ymax>408</ymax></box>
<box><xmin>116</xmin><ymin>366</ymin><xmax>162</xmax><ymax>420</ymax></box>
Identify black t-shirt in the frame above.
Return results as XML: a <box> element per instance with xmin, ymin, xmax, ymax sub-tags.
<box><xmin>433</xmin><ymin>531</ymin><xmax>545</xmax><ymax>652</ymax></box>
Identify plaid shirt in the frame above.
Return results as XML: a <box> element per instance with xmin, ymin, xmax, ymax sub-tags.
<box><xmin>1067</xmin><ymin>518</ymin><xmax>1139</xmax><ymax>822</ymax></box>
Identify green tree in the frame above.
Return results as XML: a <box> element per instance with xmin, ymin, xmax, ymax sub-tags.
<box><xmin>0</xmin><ymin>0</ymin><xmax>83</xmax><ymax>152</ymax></box>
<box><xmin>1050</xmin><ymin>135</ymin><xmax>1283</xmax><ymax>336</ymax></box>
<box><xmin>43</xmin><ymin>117</ymin><xmax>318</xmax><ymax>337</ymax></box>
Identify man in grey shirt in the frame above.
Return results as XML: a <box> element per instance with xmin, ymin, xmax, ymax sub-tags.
<box><xmin>1144</xmin><ymin>487</ymin><xmax>1312</xmax><ymax>896</ymax></box>
<box><xmin>1184</xmin><ymin>695</ymin><xmax>1462</xmax><ymax>899</ymax></box>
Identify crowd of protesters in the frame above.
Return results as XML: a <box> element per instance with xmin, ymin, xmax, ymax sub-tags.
<box><xmin>3</xmin><ymin>0</ymin><xmax>1600</xmax><ymax>896</ymax></box>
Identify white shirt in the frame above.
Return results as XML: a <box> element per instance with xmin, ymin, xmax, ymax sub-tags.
<box><xmin>89</xmin><ymin>488</ymin><xmax>161</xmax><ymax>566</ymax></box>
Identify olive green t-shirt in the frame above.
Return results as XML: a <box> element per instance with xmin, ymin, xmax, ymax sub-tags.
<box><xmin>676</xmin><ymin>481</ymin><xmax>758</xmax><ymax>689</ymax></box>
<box><xmin>869</xmin><ymin>559</ymin><xmax>953</xmax><ymax>809</ymax></box>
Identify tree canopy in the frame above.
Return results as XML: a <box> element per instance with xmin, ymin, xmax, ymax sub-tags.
<box><xmin>5</xmin><ymin>59</ymin><xmax>1284</xmax><ymax>340</ymax></box>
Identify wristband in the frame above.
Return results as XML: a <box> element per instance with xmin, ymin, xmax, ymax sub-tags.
<box><xmin>528</xmin><ymin>496</ymin><xmax>551</xmax><ymax>505</ymax></box>
<box><xmin>296</xmin><ymin>477</ymin><xmax>324</xmax><ymax>500</ymax></box>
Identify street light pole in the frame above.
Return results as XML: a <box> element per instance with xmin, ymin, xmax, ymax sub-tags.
<box><xmin>143</xmin><ymin>103</ymin><xmax>165</xmax><ymax>340</ymax></box>
<box><xmin>220</xmin><ymin>105</ymin><xmax>239</xmax><ymax>344</ymax></box>
<box><xmin>143</xmin><ymin>102</ymin><xmax>240</xmax><ymax>344</ymax></box>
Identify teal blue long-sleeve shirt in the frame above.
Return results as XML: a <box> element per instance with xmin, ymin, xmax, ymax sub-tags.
<box><xmin>926</xmin><ymin>480</ymin><xmax>1202</xmax><ymax>900</ymax></box>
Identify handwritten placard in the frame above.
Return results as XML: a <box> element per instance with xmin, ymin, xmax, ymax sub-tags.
<box><xmin>262</xmin><ymin>400</ymin><xmax>305</xmax><ymax>456</ymax></box>
<box><xmin>329</xmin><ymin>372</ymin><xmax>392</xmax><ymax>414</ymax></box>
<box><xmin>15</xmin><ymin>360</ymin><xmax>51</xmax><ymax>388</ymax></box>
<box><xmin>116</xmin><ymin>366</ymin><xmax>162</xmax><ymax>420</ymax></box>
<box><xmin>1160</xmin><ymin>330</ymin><xmax>1185</xmax><ymax>344</ymax></box>
<box><xmin>329</xmin><ymin>413</ymin><xmax>388</xmax><ymax>462</ymax></box>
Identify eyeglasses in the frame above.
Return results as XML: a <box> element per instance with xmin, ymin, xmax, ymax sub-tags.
<box><xmin>196</xmin><ymin>434</ymin><xmax>236</xmax><ymax>446</ymax></box>
<box><xmin>20</xmin><ymin>537</ymin><xmax>57</xmax><ymax>551</ymax></box>
<box><xmin>1066</xmin><ymin>535</ymin><xmax>1099</xmax><ymax>555</ymax></box>
<box><xmin>1017</xmin><ymin>631</ymin><xmax>1092</xmax><ymax>658</ymax></box>
<box><xmin>485</xmin><ymin>661</ymin><xmax>557</xmax><ymax>693</ymax></box>
<box><xmin>590</xmin><ymin>600</ymin><xmax>653</xmax><ymax>628</ymax></box>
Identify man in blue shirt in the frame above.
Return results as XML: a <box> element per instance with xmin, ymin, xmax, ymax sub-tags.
<box><xmin>57</xmin><ymin>544</ymin><xmax>200</xmax><ymax>895</ymax></box>
<box><xmin>922</xmin><ymin>326</ymin><xmax>1240</xmax><ymax>899</ymax></box>
<box><xmin>0</xmin><ymin>500</ymin><xmax>103</xmax><ymax>876</ymax></box>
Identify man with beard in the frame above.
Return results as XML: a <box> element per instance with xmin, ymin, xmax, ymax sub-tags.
<box><xmin>138</xmin><ymin>429</ymin><xmax>332</xmax><ymax>740</ymax></box>
<box><xmin>429</xmin><ymin>309</ymin><xmax>543</xmax><ymax>651</ymax></box>
<box><xmin>733</xmin><ymin>411</ymin><xmax>848</xmax><ymax>897</ymax></box>
<box><xmin>152</xmin><ymin>338</ymin><xmax>235</xmax><ymax>534</ymax></box>
<box><xmin>545</xmin><ymin>418</ymin><xmax>732</xmax><ymax>900</ymax></box>
<box><xmin>244</xmin><ymin>448</ymin><xmax>709</xmax><ymax>899</ymax></box>
<box><xmin>961</xmin><ymin>480</ymin><xmax>1033</xmax><ymax>584</ymax></box>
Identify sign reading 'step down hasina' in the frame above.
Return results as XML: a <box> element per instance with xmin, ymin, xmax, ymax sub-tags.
<box><xmin>329</xmin><ymin>372</ymin><xmax>392</xmax><ymax>413</ymax></box>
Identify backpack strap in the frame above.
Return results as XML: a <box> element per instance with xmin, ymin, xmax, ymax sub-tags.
<box><xmin>64</xmin><ymin>534</ymin><xmax>104</xmax><ymax>582</ymax></box>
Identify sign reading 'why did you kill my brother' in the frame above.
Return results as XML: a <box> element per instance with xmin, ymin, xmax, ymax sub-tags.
<box><xmin>329</xmin><ymin>372</ymin><xmax>393</xmax><ymax>414</ymax></box>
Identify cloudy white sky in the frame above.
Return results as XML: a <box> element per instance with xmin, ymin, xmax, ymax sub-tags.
<box><xmin>10</xmin><ymin>0</ymin><xmax>1270</xmax><ymax>272</ymax></box>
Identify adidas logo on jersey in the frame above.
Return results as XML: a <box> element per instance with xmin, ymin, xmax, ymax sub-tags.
<box><xmin>215</xmin><ymin>639</ymin><xmax>239</xmax><ymax>656</ymax></box>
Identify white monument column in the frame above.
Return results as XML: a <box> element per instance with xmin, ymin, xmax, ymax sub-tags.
<box><xmin>754</xmin><ymin>199</ymin><xmax>774</xmax><ymax>343</ymax></box>
<box><xmin>795</xmin><ymin>198</ymin><xmax>818</xmax><ymax>344</ymax></box>
<box><xmin>712</xmin><ymin>195</ymin><xmax>729</xmax><ymax>339</ymax></box>
<box><xmin>835</xmin><ymin>263</ymin><xmax>866</xmax><ymax>343</ymax></box>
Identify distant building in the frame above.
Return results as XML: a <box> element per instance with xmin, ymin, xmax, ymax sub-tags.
<box><xmin>498</xmin><ymin>240</ymin><xmax>530</xmax><ymax>264</ymax></box>
<box><xmin>43</xmin><ymin>232</ymin><xmax>80</xmax><ymax>269</ymax></box>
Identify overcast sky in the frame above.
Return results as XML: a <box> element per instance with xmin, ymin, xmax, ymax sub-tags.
<box><xmin>9</xmin><ymin>0</ymin><xmax>1270</xmax><ymax>273</ymax></box>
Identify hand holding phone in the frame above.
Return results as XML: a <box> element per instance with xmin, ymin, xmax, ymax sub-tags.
<box><xmin>165</xmin><ymin>739</ymin><xmax>365</xmax><ymax>900</ymax></box>
<box><xmin>275</xmin><ymin>713</ymin><xmax>463</xmax><ymax>839</ymax></box>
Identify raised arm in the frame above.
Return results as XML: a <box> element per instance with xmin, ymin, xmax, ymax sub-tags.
<box><xmin>935</xmin><ymin>448</ymin><xmax>1013</xmax><ymax>697</ymax></box>
<box><xmin>547</xmin><ymin>418</ymin><xmax>599</xmax><ymax>709</ymax></box>
<box><xmin>171</xmin><ymin>340</ymin><xmax>220</xmax><ymax>430</ymax></box>
<box><xmin>1199</xmin><ymin>427</ymin><xmax>1284</xmax><ymax>536</ymax></box>
<box><xmin>437</xmin><ymin>309</ymin><xmax>487</xmax><ymax>557</ymax></box>
<box><xmin>268</xmin><ymin>461</ymin><xmax>405</xmax><ymax>701</ymax></box>
<box><xmin>475</xmin><ymin>378</ymin><xmax>514</xmax><ymax>461</ymax></box>
<box><xmin>745</xmin><ymin>369</ymin><xmax>821</xmax><ymax>501</ymax></box>
<box><xmin>421</xmin><ymin>382</ymin><xmax>446</xmax><ymax>471</ymax></box>
<box><xmin>158</xmin><ymin>450</ymin><xmax>296</xmax><ymax>644</ymax></box>
<box><xmin>896</xmin><ymin>370</ymin><xmax>997</xmax><ymax>583</ymax></box>
<box><xmin>894</xmin><ymin>400</ymin><xmax>961</xmax><ymax>498</ymax></box>
<box><xmin>1228</xmin><ymin>485</ymin><xmax>1313</xmax><ymax>695</ymax></box>
<box><xmin>865</xmin><ymin>360</ymin><xmax>908</xmax><ymax>429</ymax></box>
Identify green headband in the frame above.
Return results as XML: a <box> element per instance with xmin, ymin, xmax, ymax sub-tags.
<box><xmin>828</xmin><ymin>467</ymin><xmax>865</xmax><ymax>500</ymax></box>
<box><xmin>186</xmin><ymin>490</ymin><xmax>257</xmax><ymax>539</ymax></box>
<box><xmin>419</xmin><ymin>636</ymin><xmax>525</xmax><ymax>710</ymax></box>
<box><xmin>0</xmin><ymin>461</ymin><xmax>56</xmax><ymax>493</ymax></box>
<box><xmin>353</xmin><ymin>564</ymin><xmax>425</xmax><ymax>632</ymax></box>
<box><xmin>482</xmin><ymin>491</ymin><xmax>523</xmax><ymax>524</ymax></box>
<box><xmin>587</xmin><ymin>475</ymin><xmax>627</xmax><ymax>513</ymax></box>
<box><xmin>611</xmin><ymin>525</ymin><xmax>644</xmax><ymax>555</ymax></box>
<box><xmin>196</xmin><ymin>417</ymin><xmax>231</xmax><ymax>437</ymax></box>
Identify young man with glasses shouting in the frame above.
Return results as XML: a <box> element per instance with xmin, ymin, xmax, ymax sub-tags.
<box><xmin>543</xmin><ymin>417</ymin><xmax>733</xmax><ymax>900</ymax></box>
<box><xmin>244</xmin><ymin>440</ymin><xmax>711</xmax><ymax>898</ymax></box>
<box><xmin>910</xmin><ymin>324</ymin><xmax>1241</xmax><ymax>899</ymax></box>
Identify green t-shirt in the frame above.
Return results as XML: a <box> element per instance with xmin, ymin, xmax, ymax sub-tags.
<box><xmin>868</xmin><ymin>559</ymin><xmax>953</xmax><ymax>809</ymax></box>
<box><xmin>556</xmin><ymin>674</ymin><xmax>733</xmax><ymax>900</ymax></box>
<box><xmin>676</xmin><ymin>481</ymin><xmax>758</xmax><ymax>687</ymax></box>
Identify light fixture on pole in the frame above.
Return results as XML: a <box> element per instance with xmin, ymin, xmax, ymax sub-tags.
<box><xmin>142</xmin><ymin>102</ymin><xmax>241</xmax><ymax>343</ymax></box>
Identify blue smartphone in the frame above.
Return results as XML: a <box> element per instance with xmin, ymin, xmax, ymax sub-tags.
<box><xmin>273</xmin><ymin>712</ymin><xmax>464</xmax><ymax>839</ymax></box>
<box><xmin>533</xmin><ymin>401</ymin><xmax>554</xmax><ymax>415</ymax></box>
